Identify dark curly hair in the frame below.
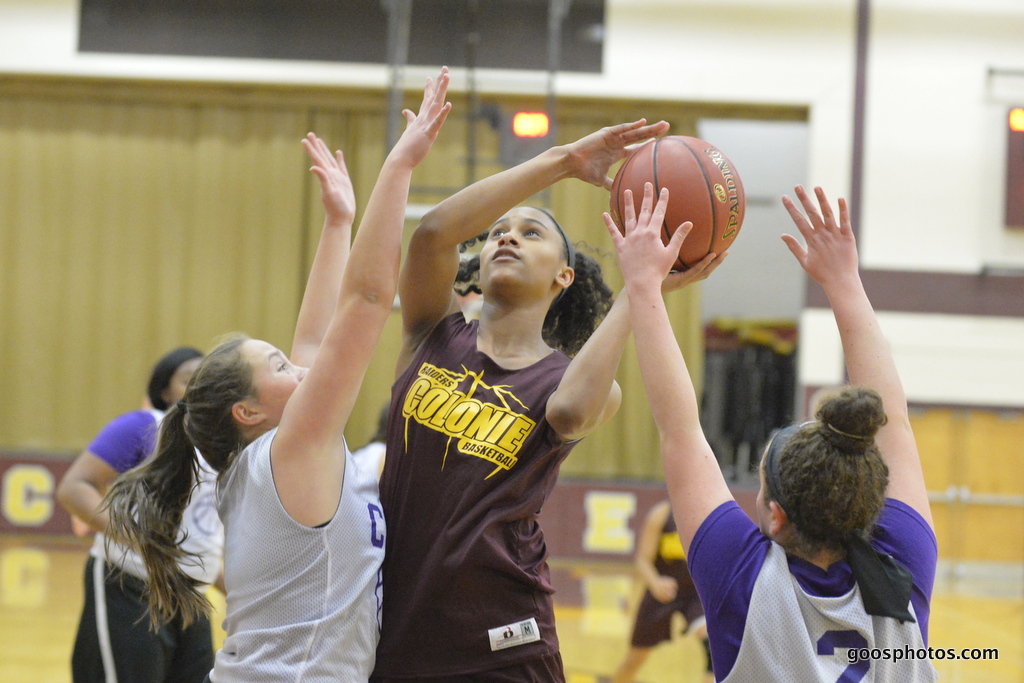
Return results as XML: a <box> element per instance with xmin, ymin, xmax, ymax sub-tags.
<box><xmin>764</xmin><ymin>387</ymin><xmax>890</xmax><ymax>556</ymax></box>
<box><xmin>455</xmin><ymin>224</ymin><xmax>613</xmax><ymax>357</ymax></box>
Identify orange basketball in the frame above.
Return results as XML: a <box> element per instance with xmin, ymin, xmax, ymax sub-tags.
<box><xmin>610</xmin><ymin>135</ymin><xmax>745</xmax><ymax>270</ymax></box>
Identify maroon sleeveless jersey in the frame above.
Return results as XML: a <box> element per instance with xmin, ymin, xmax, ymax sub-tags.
<box><xmin>373</xmin><ymin>313</ymin><xmax>577</xmax><ymax>677</ymax></box>
<box><xmin>654</xmin><ymin>511</ymin><xmax>695</xmax><ymax>590</ymax></box>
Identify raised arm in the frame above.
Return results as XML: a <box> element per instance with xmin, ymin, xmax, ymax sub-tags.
<box><xmin>397</xmin><ymin>119</ymin><xmax>670</xmax><ymax>373</ymax></box>
<box><xmin>546</xmin><ymin>242</ymin><xmax>720</xmax><ymax>442</ymax></box>
<box><xmin>272</xmin><ymin>69</ymin><xmax>451</xmax><ymax>525</ymax></box>
<box><xmin>603</xmin><ymin>184</ymin><xmax>732</xmax><ymax>550</ymax></box>
<box><xmin>780</xmin><ymin>185</ymin><xmax>932</xmax><ymax>526</ymax></box>
<box><xmin>290</xmin><ymin>133</ymin><xmax>356</xmax><ymax>368</ymax></box>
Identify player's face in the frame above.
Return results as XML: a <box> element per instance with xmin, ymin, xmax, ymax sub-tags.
<box><xmin>240</xmin><ymin>339</ymin><xmax>307</xmax><ymax>428</ymax></box>
<box><xmin>479</xmin><ymin>207</ymin><xmax>572</xmax><ymax>299</ymax></box>
<box><xmin>161</xmin><ymin>357</ymin><xmax>201</xmax><ymax>407</ymax></box>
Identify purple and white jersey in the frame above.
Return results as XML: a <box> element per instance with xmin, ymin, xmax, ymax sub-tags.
<box><xmin>88</xmin><ymin>409</ymin><xmax>223</xmax><ymax>584</ymax></box>
<box><xmin>214</xmin><ymin>430</ymin><xmax>384</xmax><ymax>683</ymax></box>
<box><xmin>689</xmin><ymin>499</ymin><xmax>938</xmax><ymax>681</ymax></box>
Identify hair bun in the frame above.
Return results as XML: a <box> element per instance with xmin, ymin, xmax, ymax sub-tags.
<box><xmin>815</xmin><ymin>387</ymin><xmax>887</xmax><ymax>448</ymax></box>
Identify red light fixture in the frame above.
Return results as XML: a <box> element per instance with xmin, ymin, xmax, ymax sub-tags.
<box><xmin>512</xmin><ymin>112</ymin><xmax>550</xmax><ymax>138</ymax></box>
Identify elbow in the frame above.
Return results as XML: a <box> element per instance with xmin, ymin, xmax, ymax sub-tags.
<box><xmin>547</xmin><ymin>402</ymin><xmax>601</xmax><ymax>442</ymax></box>
<box><xmin>412</xmin><ymin>210</ymin><xmax>447</xmax><ymax>248</ymax></box>
<box><xmin>54</xmin><ymin>479</ymin><xmax>74</xmax><ymax>513</ymax></box>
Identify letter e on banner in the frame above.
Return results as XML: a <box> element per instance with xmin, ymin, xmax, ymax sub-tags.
<box><xmin>582</xmin><ymin>491</ymin><xmax>636</xmax><ymax>554</ymax></box>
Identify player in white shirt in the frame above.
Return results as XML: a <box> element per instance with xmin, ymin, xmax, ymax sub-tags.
<box><xmin>103</xmin><ymin>70</ymin><xmax>450</xmax><ymax>683</ymax></box>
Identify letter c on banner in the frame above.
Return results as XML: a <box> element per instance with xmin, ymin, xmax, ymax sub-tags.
<box><xmin>2</xmin><ymin>465</ymin><xmax>55</xmax><ymax>527</ymax></box>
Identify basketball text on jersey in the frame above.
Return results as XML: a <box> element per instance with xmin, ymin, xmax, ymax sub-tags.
<box><xmin>487</xmin><ymin>617</ymin><xmax>541</xmax><ymax>651</ymax></box>
<box><xmin>401</xmin><ymin>362</ymin><xmax>537</xmax><ymax>478</ymax></box>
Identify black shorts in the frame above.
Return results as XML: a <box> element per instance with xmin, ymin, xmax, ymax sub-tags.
<box><xmin>629</xmin><ymin>589</ymin><xmax>704</xmax><ymax>649</ymax></box>
<box><xmin>72</xmin><ymin>556</ymin><xmax>214</xmax><ymax>683</ymax></box>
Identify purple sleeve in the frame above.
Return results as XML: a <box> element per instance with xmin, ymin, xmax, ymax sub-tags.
<box><xmin>687</xmin><ymin>501</ymin><xmax>771</xmax><ymax>679</ymax></box>
<box><xmin>872</xmin><ymin>498</ymin><xmax>938</xmax><ymax>645</ymax></box>
<box><xmin>86</xmin><ymin>410</ymin><xmax>159</xmax><ymax>474</ymax></box>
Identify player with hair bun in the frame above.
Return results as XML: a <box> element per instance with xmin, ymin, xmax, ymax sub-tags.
<box><xmin>605</xmin><ymin>183</ymin><xmax>938</xmax><ymax>682</ymax></box>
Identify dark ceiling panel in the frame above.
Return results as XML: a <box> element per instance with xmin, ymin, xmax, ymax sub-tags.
<box><xmin>78</xmin><ymin>0</ymin><xmax>605</xmax><ymax>73</ymax></box>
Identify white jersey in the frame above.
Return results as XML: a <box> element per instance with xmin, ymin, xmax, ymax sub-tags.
<box><xmin>722</xmin><ymin>544</ymin><xmax>938</xmax><ymax>682</ymax></box>
<box><xmin>213</xmin><ymin>430</ymin><xmax>385</xmax><ymax>683</ymax></box>
<box><xmin>93</xmin><ymin>410</ymin><xmax>224</xmax><ymax>585</ymax></box>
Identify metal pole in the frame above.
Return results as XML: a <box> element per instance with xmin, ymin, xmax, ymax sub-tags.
<box><xmin>546</xmin><ymin>0</ymin><xmax>571</xmax><ymax>144</ymax></box>
<box><xmin>850</xmin><ymin>0</ymin><xmax>870</xmax><ymax>237</ymax></box>
<box><xmin>466</xmin><ymin>0</ymin><xmax>481</xmax><ymax>186</ymax></box>
<box><xmin>383</xmin><ymin>0</ymin><xmax>414</xmax><ymax>154</ymax></box>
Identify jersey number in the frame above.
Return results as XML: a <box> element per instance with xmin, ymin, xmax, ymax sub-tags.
<box><xmin>817</xmin><ymin>630</ymin><xmax>869</xmax><ymax>683</ymax></box>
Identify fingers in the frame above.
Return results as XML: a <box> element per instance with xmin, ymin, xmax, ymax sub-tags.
<box><xmin>666</xmin><ymin>220</ymin><xmax>691</xmax><ymax>255</ymax></box>
<box><xmin>780</xmin><ymin>234</ymin><xmax>808</xmax><ymax>264</ymax></box>
<box><xmin>623</xmin><ymin>188</ymin><xmax>638</xmax><ymax>231</ymax></box>
<box><xmin>691</xmin><ymin>250</ymin><xmax>725</xmax><ymax>278</ymax></box>
<box><xmin>426</xmin><ymin>102</ymin><xmax>452</xmax><ymax>137</ymax></box>
<box><xmin>792</xmin><ymin>185</ymin><xmax>824</xmax><ymax>230</ymax></box>
<box><xmin>814</xmin><ymin>186</ymin><xmax>837</xmax><ymax>228</ymax></box>
<box><xmin>601</xmin><ymin>212</ymin><xmax>625</xmax><ymax>246</ymax></box>
<box><xmin>636</xmin><ymin>183</ymin><xmax>657</xmax><ymax>229</ymax></box>
<box><xmin>334</xmin><ymin>149</ymin><xmax>348</xmax><ymax>174</ymax></box>
<box><xmin>610</xmin><ymin>118</ymin><xmax>670</xmax><ymax>145</ymax></box>
<box><xmin>781</xmin><ymin>193</ymin><xmax>814</xmax><ymax>240</ymax></box>
<box><xmin>837</xmin><ymin>196</ymin><xmax>851</xmax><ymax>234</ymax></box>
<box><xmin>431</xmin><ymin>67</ymin><xmax>450</xmax><ymax>106</ymax></box>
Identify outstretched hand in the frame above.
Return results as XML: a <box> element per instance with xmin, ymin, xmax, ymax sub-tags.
<box><xmin>567</xmin><ymin>119</ymin><xmax>671</xmax><ymax>190</ymax></box>
<box><xmin>302</xmin><ymin>133</ymin><xmax>356</xmax><ymax>226</ymax></box>
<box><xmin>603</xmin><ymin>182</ymin><xmax>725</xmax><ymax>293</ymax></box>
<box><xmin>391</xmin><ymin>66</ymin><xmax>452</xmax><ymax>167</ymax></box>
<box><xmin>780</xmin><ymin>185</ymin><xmax>860</xmax><ymax>288</ymax></box>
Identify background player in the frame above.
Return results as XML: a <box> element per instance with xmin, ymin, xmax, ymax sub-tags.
<box><xmin>57</xmin><ymin>346</ymin><xmax>223</xmax><ymax>683</ymax></box>
<box><xmin>610</xmin><ymin>499</ymin><xmax>712</xmax><ymax>683</ymax></box>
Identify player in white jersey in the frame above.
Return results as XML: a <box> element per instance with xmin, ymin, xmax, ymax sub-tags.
<box><xmin>58</xmin><ymin>346</ymin><xmax>223</xmax><ymax>683</ymax></box>
<box><xmin>605</xmin><ymin>184</ymin><xmax>937</xmax><ymax>681</ymax></box>
<box><xmin>102</xmin><ymin>69</ymin><xmax>451</xmax><ymax>683</ymax></box>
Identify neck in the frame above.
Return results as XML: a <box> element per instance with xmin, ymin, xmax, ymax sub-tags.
<box><xmin>476</xmin><ymin>298</ymin><xmax>552</xmax><ymax>368</ymax></box>
<box><xmin>788</xmin><ymin>545</ymin><xmax>846</xmax><ymax>571</ymax></box>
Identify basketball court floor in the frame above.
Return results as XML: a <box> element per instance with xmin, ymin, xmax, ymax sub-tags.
<box><xmin>2</xmin><ymin>534</ymin><xmax>1020</xmax><ymax>682</ymax></box>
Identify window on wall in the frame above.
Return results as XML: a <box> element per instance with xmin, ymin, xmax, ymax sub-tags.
<box><xmin>78</xmin><ymin>0</ymin><xmax>605</xmax><ymax>73</ymax></box>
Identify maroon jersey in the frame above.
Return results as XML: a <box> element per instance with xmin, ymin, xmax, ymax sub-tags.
<box><xmin>630</xmin><ymin>510</ymin><xmax>704</xmax><ymax>648</ymax></box>
<box><xmin>654</xmin><ymin>512</ymin><xmax>696</xmax><ymax>592</ymax></box>
<box><xmin>374</xmin><ymin>313</ymin><xmax>577</xmax><ymax>677</ymax></box>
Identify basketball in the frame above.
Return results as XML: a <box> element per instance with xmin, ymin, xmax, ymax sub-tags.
<box><xmin>610</xmin><ymin>135</ymin><xmax>745</xmax><ymax>270</ymax></box>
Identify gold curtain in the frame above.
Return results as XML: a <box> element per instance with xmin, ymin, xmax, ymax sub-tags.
<box><xmin>0</xmin><ymin>94</ymin><xmax>309</xmax><ymax>450</ymax></box>
<box><xmin>0</xmin><ymin>76</ymin><xmax>802</xmax><ymax>480</ymax></box>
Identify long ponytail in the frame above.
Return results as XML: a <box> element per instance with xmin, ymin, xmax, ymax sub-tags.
<box><xmin>103</xmin><ymin>403</ymin><xmax>209</xmax><ymax>628</ymax></box>
<box><xmin>103</xmin><ymin>335</ymin><xmax>254</xmax><ymax>628</ymax></box>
